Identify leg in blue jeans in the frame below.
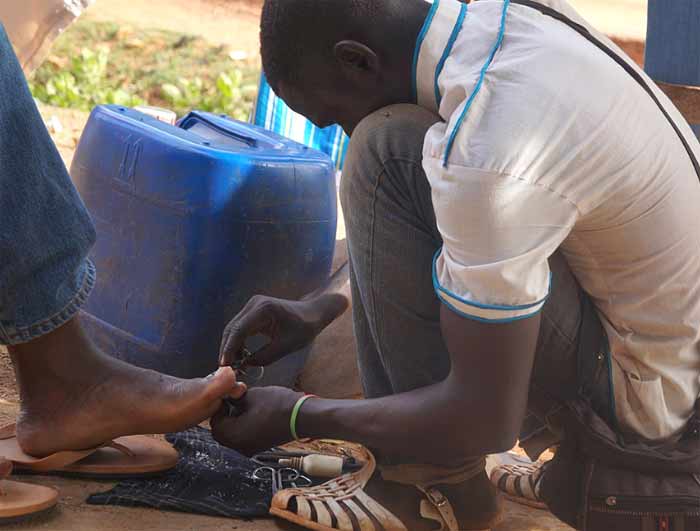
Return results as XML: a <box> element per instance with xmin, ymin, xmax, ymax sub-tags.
<box><xmin>0</xmin><ymin>24</ymin><xmax>238</xmax><ymax>457</ymax></box>
<box><xmin>340</xmin><ymin>104</ymin><xmax>614</xmax><ymax>524</ymax></box>
<box><xmin>0</xmin><ymin>25</ymin><xmax>96</xmax><ymax>344</ymax></box>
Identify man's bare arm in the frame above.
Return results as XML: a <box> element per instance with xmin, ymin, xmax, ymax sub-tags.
<box><xmin>296</xmin><ymin>307</ymin><xmax>540</xmax><ymax>463</ymax></box>
<box><xmin>212</xmin><ymin>295</ymin><xmax>541</xmax><ymax>464</ymax></box>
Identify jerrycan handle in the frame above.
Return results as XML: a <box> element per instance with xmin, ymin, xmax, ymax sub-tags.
<box><xmin>178</xmin><ymin>111</ymin><xmax>284</xmax><ymax>150</ymax></box>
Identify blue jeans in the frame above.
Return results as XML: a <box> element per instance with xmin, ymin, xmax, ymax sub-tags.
<box><xmin>0</xmin><ymin>25</ymin><xmax>96</xmax><ymax>345</ymax></box>
<box><xmin>340</xmin><ymin>104</ymin><xmax>617</xmax><ymax>461</ymax></box>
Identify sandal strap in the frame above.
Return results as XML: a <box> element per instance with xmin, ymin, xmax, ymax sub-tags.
<box><xmin>380</xmin><ymin>459</ymin><xmax>486</xmax><ymax>531</ymax></box>
<box><xmin>418</xmin><ymin>486</ymin><xmax>460</xmax><ymax>531</ymax></box>
<box><xmin>105</xmin><ymin>440</ymin><xmax>135</xmax><ymax>457</ymax></box>
<box><xmin>269</xmin><ymin>439</ymin><xmax>407</xmax><ymax>530</ymax></box>
<box><xmin>491</xmin><ymin>461</ymin><xmax>547</xmax><ymax>502</ymax></box>
<box><xmin>0</xmin><ymin>458</ymin><xmax>12</xmax><ymax>481</ymax></box>
<box><xmin>272</xmin><ymin>475</ymin><xmax>407</xmax><ymax>530</ymax></box>
<box><xmin>0</xmin><ymin>424</ymin><xmax>16</xmax><ymax>441</ymax></box>
<box><xmin>0</xmin><ymin>458</ymin><xmax>11</xmax><ymax>497</ymax></box>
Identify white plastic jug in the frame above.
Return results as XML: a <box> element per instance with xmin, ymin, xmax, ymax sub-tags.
<box><xmin>0</xmin><ymin>0</ymin><xmax>93</xmax><ymax>74</ymax></box>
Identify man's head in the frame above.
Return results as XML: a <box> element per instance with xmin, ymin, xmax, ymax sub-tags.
<box><xmin>260</xmin><ymin>0</ymin><xmax>429</xmax><ymax>134</ymax></box>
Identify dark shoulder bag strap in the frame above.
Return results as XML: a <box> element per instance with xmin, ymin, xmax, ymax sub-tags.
<box><xmin>510</xmin><ymin>0</ymin><xmax>700</xmax><ymax>181</ymax></box>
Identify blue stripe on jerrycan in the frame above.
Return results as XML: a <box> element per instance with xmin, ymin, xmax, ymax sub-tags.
<box><xmin>71</xmin><ymin>106</ymin><xmax>337</xmax><ymax>379</ymax></box>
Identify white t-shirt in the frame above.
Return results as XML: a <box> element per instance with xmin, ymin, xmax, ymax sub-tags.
<box><xmin>420</xmin><ymin>0</ymin><xmax>700</xmax><ymax>440</ymax></box>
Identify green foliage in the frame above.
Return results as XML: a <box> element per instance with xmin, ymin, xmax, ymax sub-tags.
<box><xmin>159</xmin><ymin>71</ymin><xmax>258</xmax><ymax>122</ymax></box>
<box><xmin>30</xmin><ymin>47</ymin><xmax>145</xmax><ymax>110</ymax></box>
<box><xmin>29</xmin><ymin>19</ymin><xmax>260</xmax><ymax>119</ymax></box>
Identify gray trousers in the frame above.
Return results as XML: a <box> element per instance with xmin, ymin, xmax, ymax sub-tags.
<box><xmin>340</xmin><ymin>105</ymin><xmax>616</xmax><ymax>462</ymax></box>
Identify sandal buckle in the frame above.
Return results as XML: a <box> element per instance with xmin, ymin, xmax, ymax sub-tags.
<box><xmin>426</xmin><ymin>488</ymin><xmax>448</xmax><ymax>508</ymax></box>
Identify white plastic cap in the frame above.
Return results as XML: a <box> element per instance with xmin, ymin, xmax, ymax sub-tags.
<box><xmin>135</xmin><ymin>106</ymin><xmax>177</xmax><ymax>126</ymax></box>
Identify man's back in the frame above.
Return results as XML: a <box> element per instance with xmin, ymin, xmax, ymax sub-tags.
<box><xmin>424</xmin><ymin>0</ymin><xmax>700</xmax><ymax>440</ymax></box>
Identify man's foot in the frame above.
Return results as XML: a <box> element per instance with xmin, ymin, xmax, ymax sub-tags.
<box><xmin>367</xmin><ymin>471</ymin><xmax>502</xmax><ymax>530</ymax></box>
<box><xmin>8</xmin><ymin>318</ymin><xmax>244</xmax><ymax>457</ymax></box>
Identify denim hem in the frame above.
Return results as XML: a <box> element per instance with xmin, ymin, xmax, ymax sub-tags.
<box><xmin>0</xmin><ymin>259</ymin><xmax>96</xmax><ymax>346</ymax></box>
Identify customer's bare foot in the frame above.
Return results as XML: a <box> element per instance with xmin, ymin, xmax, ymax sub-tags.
<box><xmin>8</xmin><ymin>318</ymin><xmax>245</xmax><ymax>457</ymax></box>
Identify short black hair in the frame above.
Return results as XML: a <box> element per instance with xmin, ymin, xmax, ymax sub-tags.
<box><xmin>260</xmin><ymin>0</ymin><xmax>383</xmax><ymax>91</ymax></box>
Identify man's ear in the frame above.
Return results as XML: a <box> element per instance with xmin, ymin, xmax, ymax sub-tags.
<box><xmin>333</xmin><ymin>40</ymin><xmax>379</xmax><ymax>73</ymax></box>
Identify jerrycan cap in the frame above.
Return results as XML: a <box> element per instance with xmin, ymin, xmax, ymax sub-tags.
<box><xmin>134</xmin><ymin>106</ymin><xmax>177</xmax><ymax>125</ymax></box>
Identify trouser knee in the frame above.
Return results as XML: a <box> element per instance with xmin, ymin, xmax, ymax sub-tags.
<box><xmin>340</xmin><ymin>104</ymin><xmax>440</xmax><ymax>218</ymax></box>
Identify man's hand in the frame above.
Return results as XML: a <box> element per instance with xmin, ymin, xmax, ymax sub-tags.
<box><xmin>219</xmin><ymin>294</ymin><xmax>348</xmax><ymax>367</ymax></box>
<box><xmin>210</xmin><ymin>386</ymin><xmax>303</xmax><ymax>456</ymax></box>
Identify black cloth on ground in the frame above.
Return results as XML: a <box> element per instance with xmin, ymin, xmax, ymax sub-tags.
<box><xmin>87</xmin><ymin>427</ymin><xmax>271</xmax><ymax>518</ymax></box>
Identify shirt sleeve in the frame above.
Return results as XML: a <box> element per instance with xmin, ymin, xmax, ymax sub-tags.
<box><xmin>424</xmin><ymin>158</ymin><xmax>579</xmax><ymax>323</ymax></box>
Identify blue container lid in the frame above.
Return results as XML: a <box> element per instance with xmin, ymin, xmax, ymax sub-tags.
<box><xmin>102</xmin><ymin>105</ymin><xmax>332</xmax><ymax>164</ymax></box>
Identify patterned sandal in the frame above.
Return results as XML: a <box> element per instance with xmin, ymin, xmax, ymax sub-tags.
<box><xmin>270</xmin><ymin>439</ymin><xmax>407</xmax><ymax>531</ymax></box>
<box><xmin>489</xmin><ymin>452</ymin><xmax>548</xmax><ymax>510</ymax></box>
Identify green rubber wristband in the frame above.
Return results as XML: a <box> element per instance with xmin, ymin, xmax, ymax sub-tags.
<box><xmin>290</xmin><ymin>394</ymin><xmax>316</xmax><ymax>440</ymax></box>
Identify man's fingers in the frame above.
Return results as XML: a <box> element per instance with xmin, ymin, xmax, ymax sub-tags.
<box><xmin>211</xmin><ymin>393</ymin><xmax>253</xmax><ymax>448</ymax></box>
<box><xmin>219</xmin><ymin>310</ymin><xmax>269</xmax><ymax>366</ymax></box>
<box><xmin>230</xmin><ymin>381</ymin><xmax>248</xmax><ymax>400</ymax></box>
<box><xmin>245</xmin><ymin>340</ymin><xmax>284</xmax><ymax>367</ymax></box>
<box><xmin>211</xmin><ymin>411</ymin><xmax>237</xmax><ymax>446</ymax></box>
<box><xmin>327</xmin><ymin>293</ymin><xmax>350</xmax><ymax>320</ymax></box>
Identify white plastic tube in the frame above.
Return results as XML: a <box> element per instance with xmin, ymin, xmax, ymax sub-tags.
<box><xmin>279</xmin><ymin>455</ymin><xmax>345</xmax><ymax>478</ymax></box>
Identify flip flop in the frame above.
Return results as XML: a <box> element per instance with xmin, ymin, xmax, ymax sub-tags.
<box><xmin>0</xmin><ymin>424</ymin><xmax>178</xmax><ymax>479</ymax></box>
<box><xmin>0</xmin><ymin>457</ymin><xmax>58</xmax><ymax>522</ymax></box>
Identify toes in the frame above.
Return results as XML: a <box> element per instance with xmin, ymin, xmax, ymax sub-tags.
<box><xmin>229</xmin><ymin>382</ymin><xmax>247</xmax><ymax>400</ymax></box>
<box><xmin>202</xmin><ymin>366</ymin><xmax>237</xmax><ymax>399</ymax></box>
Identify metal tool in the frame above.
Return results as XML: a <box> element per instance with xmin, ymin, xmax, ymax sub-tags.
<box><xmin>253</xmin><ymin>466</ymin><xmax>312</xmax><ymax>496</ymax></box>
<box><xmin>221</xmin><ymin>347</ymin><xmax>265</xmax><ymax>418</ymax></box>
<box><xmin>252</xmin><ymin>449</ymin><xmax>313</xmax><ymax>467</ymax></box>
<box><xmin>233</xmin><ymin>347</ymin><xmax>265</xmax><ymax>383</ymax></box>
<box><xmin>252</xmin><ymin>449</ymin><xmax>363</xmax><ymax>473</ymax></box>
<box><xmin>288</xmin><ymin>471</ymin><xmax>313</xmax><ymax>489</ymax></box>
<box><xmin>253</xmin><ymin>466</ymin><xmax>283</xmax><ymax>496</ymax></box>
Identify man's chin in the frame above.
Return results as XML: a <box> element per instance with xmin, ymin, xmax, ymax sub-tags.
<box><xmin>313</xmin><ymin>119</ymin><xmax>335</xmax><ymax>129</ymax></box>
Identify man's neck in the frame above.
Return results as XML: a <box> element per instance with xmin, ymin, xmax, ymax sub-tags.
<box><xmin>386</xmin><ymin>0</ymin><xmax>432</xmax><ymax>104</ymax></box>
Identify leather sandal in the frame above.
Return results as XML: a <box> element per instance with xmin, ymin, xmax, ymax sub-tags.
<box><xmin>0</xmin><ymin>457</ymin><xmax>57</xmax><ymax>522</ymax></box>
<box><xmin>380</xmin><ymin>458</ymin><xmax>496</xmax><ymax>531</ymax></box>
<box><xmin>416</xmin><ymin>485</ymin><xmax>493</xmax><ymax>531</ymax></box>
<box><xmin>489</xmin><ymin>452</ymin><xmax>548</xmax><ymax>510</ymax></box>
<box><xmin>0</xmin><ymin>424</ymin><xmax>178</xmax><ymax>479</ymax></box>
<box><xmin>269</xmin><ymin>439</ymin><xmax>407</xmax><ymax>531</ymax></box>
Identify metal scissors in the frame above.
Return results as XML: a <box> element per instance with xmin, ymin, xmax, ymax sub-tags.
<box><xmin>233</xmin><ymin>347</ymin><xmax>265</xmax><ymax>384</ymax></box>
<box><xmin>221</xmin><ymin>347</ymin><xmax>265</xmax><ymax>417</ymax></box>
<box><xmin>253</xmin><ymin>466</ymin><xmax>312</xmax><ymax>495</ymax></box>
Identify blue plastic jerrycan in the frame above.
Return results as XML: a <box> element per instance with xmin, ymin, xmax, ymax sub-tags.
<box><xmin>71</xmin><ymin>105</ymin><xmax>337</xmax><ymax>379</ymax></box>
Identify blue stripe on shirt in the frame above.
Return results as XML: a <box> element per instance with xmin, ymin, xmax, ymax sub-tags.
<box><xmin>434</xmin><ymin>2</ymin><xmax>468</xmax><ymax>108</ymax></box>
<box><xmin>412</xmin><ymin>0</ymin><xmax>441</xmax><ymax>104</ymax></box>
<box><xmin>431</xmin><ymin>248</ymin><xmax>551</xmax><ymax>311</ymax></box>
<box><xmin>443</xmin><ymin>0</ymin><xmax>511</xmax><ymax>167</ymax></box>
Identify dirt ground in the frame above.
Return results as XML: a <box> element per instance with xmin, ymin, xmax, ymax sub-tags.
<box><xmin>571</xmin><ymin>0</ymin><xmax>647</xmax><ymax>39</ymax></box>
<box><xmin>86</xmin><ymin>0</ymin><xmax>263</xmax><ymax>56</ymax></box>
<box><xmin>85</xmin><ymin>0</ymin><xmax>648</xmax><ymax>47</ymax></box>
<box><xmin>0</xmin><ymin>1</ymin><xmax>652</xmax><ymax>529</ymax></box>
